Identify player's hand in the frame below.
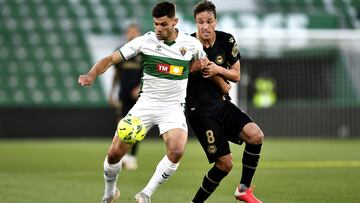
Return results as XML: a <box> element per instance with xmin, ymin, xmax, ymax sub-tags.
<box><xmin>78</xmin><ymin>74</ymin><xmax>95</xmax><ymax>86</ymax></box>
<box><xmin>201</xmin><ymin>62</ymin><xmax>220</xmax><ymax>78</ymax></box>
<box><xmin>199</xmin><ymin>57</ymin><xmax>210</xmax><ymax>69</ymax></box>
<box><xmin>189</xmin><ymin>57</ymin><xmax>209</xmax><ymax>73</ymax></box>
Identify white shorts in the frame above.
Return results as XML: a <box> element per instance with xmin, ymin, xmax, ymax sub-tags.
<box><xmin>127</xmin><ymin>98</ymin><xmax>188</xmax><ymax>135</ymax></box>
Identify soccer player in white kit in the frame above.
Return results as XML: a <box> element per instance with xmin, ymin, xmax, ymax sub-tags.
<box><xmin>78</xmin><ymin>2</ymin><xmax>207</xmax><ymax>203</ymax></box>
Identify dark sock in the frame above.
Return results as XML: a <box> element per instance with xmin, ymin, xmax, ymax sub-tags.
<box><xmin>192</xmin><ymin>166</ymin><xmax>228</xmax><ymax>203</ymax></box>
<box><xmin>130</xmin><ymin>142</ymin><xmax>139</xmax><ymax>156</ymax></box>
<box><xmin>241</xmin><ymin>143</ymin><xmax>262</xmax><ymax>187</ymax></box>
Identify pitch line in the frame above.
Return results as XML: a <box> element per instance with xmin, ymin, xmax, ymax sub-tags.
<box><xmin>260</xmin><ymin>160</ymin><xmax>360</xmax><ymax>168</ymax></box>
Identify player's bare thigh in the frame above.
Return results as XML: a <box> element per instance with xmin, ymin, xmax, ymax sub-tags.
<box><xmin>107</xmin><ymin>134</ymin><xmax>133</xmax><ymax>164</ymax></box>
<box><xmin>240</xmin><ymin>122</ymin><xmax>264</xmax><ymax>145</ymax></box>
<box><xmin>162</xmin><ymin>128</ymin><xmax>188</xmax><ymax>163</ymax></box>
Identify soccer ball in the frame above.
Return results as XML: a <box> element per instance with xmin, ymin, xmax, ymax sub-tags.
<box><xmin>117</xmin><ymin>115</ymin><xmax>146</xmax><ymax>144</ymax></box>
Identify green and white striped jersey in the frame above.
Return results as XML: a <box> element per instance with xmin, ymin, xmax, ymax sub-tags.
<box><xmin>119</xmin><ymin>31</ymin><xmax>206</xmax><ymax>103</ymax></box>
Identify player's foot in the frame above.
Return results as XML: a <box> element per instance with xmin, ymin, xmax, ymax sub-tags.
<box><xmin>101</xmin><ymin>188</ymin><xmax>120</xmax><ymax>203</ymax></box>
<box><xmin>122</xmin><ymin>154</ymin><xmax>138</xmax><ymax>170</ymax></box>
<box><xmin>235</xmin><ymin>184</ymin><xmax>262</xmax><ymax>203</ymax></box>
<box><xmin>135</xmin><ymin>192</ymin><xmax>151</xmax><ymax>203</ymax></box>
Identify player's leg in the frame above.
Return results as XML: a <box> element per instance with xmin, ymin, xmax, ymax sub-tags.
<box><xmin>239</xmin><ymin>123</ymin><xmax>263</xmax><ymax>187</ymax></box>
<box><xmin>188</xmin><ymin>113</ymin><xmax>231</xmax><ymax>203</ymax></box>
<box><xmin>234</xmin><ymin>122</ymin><xmax>263</xmax><ymax>203</ymax></box>
<box><xmin>129</xmin><ymin>142</ymin><xmax>139</xmax><ymax>156</ymax></box>
<box><xmin>225</xmin><ymin>102</ymin><xmax>263</xmax><ymax>202</ymax></box>
<box><xmin>136</xmin><ymin>106</ymin><xmax>188</xmax><ymax>202</ymax></box>
<box><xmin>136</xmin><ymin>128</ymin><xmax>187</xmax><ymax>201</ymax></box>
<box><xmin>102</xmin><ymin>134</ymin><xmax>132</xmax><ymax>203</ymax></box>
<box><xmin>122</xmin><ymin>143</ymin><xmax>139</xmax><ymax>170</ymax></box>
<box><xmin>192</xmin><ymin>154</ymin><xmax>232</xmax><ymax>203</ymax></box>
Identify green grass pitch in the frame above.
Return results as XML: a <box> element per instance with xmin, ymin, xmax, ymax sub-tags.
<box><xmin>1</xmin><ymin>138</ymin><xmax>360</xmax><ymax>203</ymax></box>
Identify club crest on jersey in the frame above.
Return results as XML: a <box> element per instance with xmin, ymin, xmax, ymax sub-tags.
<box><xmin>156</xmin><ymin>64</ymin><xmax>184</xmax><ymax>75</ymax></box>
<box><xmin>229</xmin><ymin>36</ymin><xmax>235</xmax><ymax>44</ymax></box>
<box><xmin>215</xmin><ymin>55</ymin><xmax>224</xmax><ymax>65</ymax></box>
<box><xmin>207</xmin><ymin>145</ymin><xmax>217</xmax><ymax>154</ymax></box>
<box><xmin>232</xmin><ymin>42</ymin><xmax>239</xmax><ymax>57</ymax></box>
<box><xmin>179</xmin><ymin>47</ymin><xmax>187</xmax><ymax>56</ymax></box>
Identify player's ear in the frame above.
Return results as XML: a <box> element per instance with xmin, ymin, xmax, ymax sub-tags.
<box><xmin>173</xmin><ymin>17</ymin><xmax>178</xmax><ymax>27</ymax></box>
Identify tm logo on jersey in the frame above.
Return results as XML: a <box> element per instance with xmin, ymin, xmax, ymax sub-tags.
<box><xmin>157</xmin><ymin>64</ymin><xmax>184</xmax><ymax>76</ymax></box>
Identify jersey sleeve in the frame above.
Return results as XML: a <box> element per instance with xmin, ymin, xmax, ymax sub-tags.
<box><xmin>193</xmin><ymin>39</ymin><xmax>207</xmax><ymax>60</ymax></box>
<box><xmin>224</xmin><ymin>33</ymin><xmax>241</xmax><ymax>66</ymax></box>
<box><xmin>119</xmin><ymin>34</ymin><xmax>147</xmax><ymax>60</ymax></box>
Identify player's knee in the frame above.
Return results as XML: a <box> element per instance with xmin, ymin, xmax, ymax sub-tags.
<box><xmin>249</xmin><ymin>128</ymin><xmax>264</xmax><ymax>145</ymax></box>
<box><xmin>215</xmin><ymin>156</ymin><xmax>233</xmax><ymax>172</ymax></box>
<box><xmin>167</xmin><ymin>147</ymin><xmax>184</xmax><ymax>163</ymax></box>
<box><xmin>252</xmin><ymin>129</ymin><xmax>264</xmax><ymax>144</ymax></box>
<box><xmin>243</xmin><ymin>124</ymin><xmax>264</xmax><ymax>145</ymax></box>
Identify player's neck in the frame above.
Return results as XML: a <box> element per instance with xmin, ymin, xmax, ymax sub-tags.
<box><xmin>165</xmin><ymin>29</ymin><xmax>179</xmax><ymax>43</ymax></box>
<box><xmin>197</xmin><ymin>32</ymin><xmax>216</xmax><ymax>48</ymax></box>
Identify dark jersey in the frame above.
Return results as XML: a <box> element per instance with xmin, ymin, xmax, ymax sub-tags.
<box><xmin>114</xmin><ymin>46</ymin><xmax>142</xmax><ymax>101</ymax></box>
<box><xmin>186</xmin><ymin>31</ymin><xmax>240</xmax><ymax>105</ymax></box>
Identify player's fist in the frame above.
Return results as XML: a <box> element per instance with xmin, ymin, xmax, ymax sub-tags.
<box><xmin>199</xmin><ymin>57</ymin><xmax>210</xmax><ymax>69</ymax></box>
<box><xmin>78</xmin><ymin>74</ymin><xmax>95</xmax><ymax>86</ymax></box>
<box><xmin>189</xmin><ymin>57</ymin><xmax>210</xmax><ymax>73</ymax></box>
<box><xmin>202</xmin><ymin>62</ymin><xmax>219</xmax><ymax>78</ymax></box>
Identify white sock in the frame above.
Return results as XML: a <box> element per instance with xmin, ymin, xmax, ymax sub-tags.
<box><xmin>103</xmin><ymin>156</ymin><xmax>122</xmax><ymax>198</ymax></box>
<box><xmin>141</xmin><ymin>155</ymin><xmax>179</xmax><ymax>197</ymax></box>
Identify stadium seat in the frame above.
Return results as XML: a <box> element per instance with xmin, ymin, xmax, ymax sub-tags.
<box><xmin>1</xmin><ymin>0</ymin><xmax>356</xmax><ymax>108</ymax></box>
<box><xmin>0</xmin><ymin>0</ymin><xmax>107</xmax><ymax>107</ymax></box>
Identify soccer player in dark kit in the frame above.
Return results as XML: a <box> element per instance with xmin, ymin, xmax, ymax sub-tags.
<box><xmin>186</xmin><ymin>1</ymin><xmax>264</xmax><ymax>203</ymax></box>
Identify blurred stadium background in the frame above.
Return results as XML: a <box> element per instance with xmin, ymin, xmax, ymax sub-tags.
<box><xmin>1</xmin><ymin>1</ymin><xmax>360</xmax><ymax>203</ymax></box>
<box><xmin>1</xmin><ymin>0</ymin><xmax>360</xmax><ymax>138</ymax></box>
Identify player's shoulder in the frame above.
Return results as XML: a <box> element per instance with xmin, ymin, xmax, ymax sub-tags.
<box><xmin>179</xmin><ymin>31</ymin><xmax>202</xmax><ymax>45</ymax></box>
<box><xmin>216</xmin><ymin>30</ymin><xmax>236</xmax><ymax>44</ymax></box>
<box><xmin>216</xmin><ymin>30</ymin><xmax>233</xmax><ymax>38</ymax></box>
<box><xmin>142</xmin><ymin>31</ymin><xmax>156</xmax><ymax>39</ymax></box>
<box><xmin>179</xmin><ymin>31</ymin><xmax>196</xmax><ymax>40</ymax></box>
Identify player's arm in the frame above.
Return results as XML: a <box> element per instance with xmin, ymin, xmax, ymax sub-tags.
<box><xmin>208</xmin><ymin>75</ymin><xmax>231</xmax><ymax>94</ymax></box>
<box><xmin>190</xmin><ymin>58</ymin><xmax>232</xmax><ymax>94</ymax></box>
<box><xmin>202</xmin><ymin>60</ymin><xmax>240</xmax><ymax>83</ymax></box>
<box><xmin>78</xmin><ymin>51</ymin><xmax>123</xmax><ymax>86</ymax></box>
<box><xmin>202</xmin><ymin>34</ymin><xmax>241</xmax><ymax>83</ymax></box>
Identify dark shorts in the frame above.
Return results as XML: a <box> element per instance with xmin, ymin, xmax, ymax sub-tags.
<box><xmin>186</xmin><ymin>100</ymin><xmax>253</xmax><ymax>163</ymax></box>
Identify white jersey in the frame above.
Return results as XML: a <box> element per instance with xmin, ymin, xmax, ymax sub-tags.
<box><xmin>119</xmin><ymin>31</ymin><xmax>206</xmax><ymax>104</ymax></box>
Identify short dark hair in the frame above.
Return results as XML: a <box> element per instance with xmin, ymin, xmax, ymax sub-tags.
<box><xmin>193</xmin><ymin>0</ymin><xmax>217</xmax><ymax>19</ymax></box>
<box><xmin>152</xmin><ymin>1</ymin><xmax>176</xmax><ymax>18</ymax></box>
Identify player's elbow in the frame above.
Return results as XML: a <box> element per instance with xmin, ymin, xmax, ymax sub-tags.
<box><xmin>229</xmin><ymin>73</ymin><xmax>240</xmax><ymax>83</ymax></box>
<box><xmin>233</xmin><ymin>74</ymin><xmax>240</xmax><ymax>82</ymax></box>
